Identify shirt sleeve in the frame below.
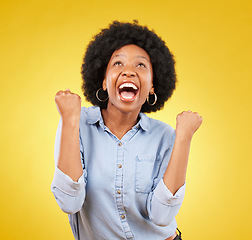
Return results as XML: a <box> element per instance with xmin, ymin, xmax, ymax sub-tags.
<box><xmin>147</xmin><ymin>179</ymin><xmax>186</xmax><ymax>226</ymax></box>
<box><xmin>146</xmin><ymin>129</ymin><xmax>186</xmax><ymax>226</ymax></box>
<box><xmin>51</xmin><ymin>118</ymin><xmax>87</xmax><ymax>214</ymax></box>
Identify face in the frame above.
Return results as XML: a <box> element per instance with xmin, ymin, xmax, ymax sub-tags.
<box><xmin>103</xmin><ymin>44</ymin><xmax>153</xmax><ymax>114</ymax></box>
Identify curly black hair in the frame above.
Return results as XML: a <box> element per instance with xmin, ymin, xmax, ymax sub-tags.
<box><xmin>81</xmin><ymin>20</ymin><xmax>177</xmax><ymax>113</ymax></box>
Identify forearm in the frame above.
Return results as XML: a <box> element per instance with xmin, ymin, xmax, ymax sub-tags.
<box><xmin>57</xmin><ymin>119</ymin><xmax>83</xmax><ymax>182</ymax></box>
<box><xmin>163</xmin><ymin>133</ymin><xmax>192</xmax><ymax>195</ymax></box>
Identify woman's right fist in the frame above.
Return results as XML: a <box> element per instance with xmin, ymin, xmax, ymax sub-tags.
<box><xmin>55</xmin><ymin>89</ymin><xmax>81</xmax><ymax>122</ymax></box>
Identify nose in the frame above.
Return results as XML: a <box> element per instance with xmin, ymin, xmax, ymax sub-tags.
<box><xmin>121</xmin><ymin>67</ymin><xmax>136</xmax><ymax>78</ymax></box>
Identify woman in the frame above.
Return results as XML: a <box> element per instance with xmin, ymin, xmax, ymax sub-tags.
<box><xmin>51</xmin><ymin>21</ymin><xmax>202</xmax><ymax>240</ymax></box>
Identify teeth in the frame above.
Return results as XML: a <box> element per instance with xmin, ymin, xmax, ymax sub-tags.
<box><xmin>119</xmin><ymin>83</ymin><xmax>138</xmax><ymax>90</ymax></box>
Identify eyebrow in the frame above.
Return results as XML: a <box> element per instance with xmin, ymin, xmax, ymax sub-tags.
<box><xmin>136</xmin><ymin>55</ymin><xmax>149</xmax><ymax>62</ymax></box>
<box><xmin>112</xmin><ymin>54</ymin><xmax>149</xmax><ymax>62</ymax></box>
<box><xmin>112</xmin><ymin>54</ymin><xmax>125</xmax><ymax>59</ymax></box>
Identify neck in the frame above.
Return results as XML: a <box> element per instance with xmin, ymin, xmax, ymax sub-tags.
<box><xmin>101</xmin><ymin>105</ymin><xmax>140</xmax><ymax>140</ymax></box>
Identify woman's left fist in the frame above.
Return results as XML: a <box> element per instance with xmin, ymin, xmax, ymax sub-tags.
<box><xmin>175</xmin><ymin>111</ymin><xmax>203</xmax><ymax>139</ymax></box>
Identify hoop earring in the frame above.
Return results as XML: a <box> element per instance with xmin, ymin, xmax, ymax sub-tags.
<box><xmin>147</xmin><ymin>92</ymin><xmax>157</xmax><ymax>106</ymax></box>
<box><xmin>96</xmin><ymin>88</ymin><xmax>109</xmax><ymax>102</ymax></box>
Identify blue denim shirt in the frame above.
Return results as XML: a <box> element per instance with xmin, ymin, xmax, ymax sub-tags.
<box><xmin>51</xmin><ymin>106</ymin><xmax>186</xmax><ymax>240</ymax></box>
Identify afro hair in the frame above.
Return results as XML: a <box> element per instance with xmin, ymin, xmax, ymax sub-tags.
<box><xmin>81</xmin><ymin>20</ymin><xmax>177</xmax><ymax>113</ymax></box>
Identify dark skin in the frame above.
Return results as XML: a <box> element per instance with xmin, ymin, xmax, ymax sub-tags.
<box><xmin>55</xmin><ymin>44</ymin><xmax>202</xmax><ymax>239</ymax></box>
<box><xmin>101</xmin><ymin>45</ymin><xmax>154</xmax><ymax>139</ymax></box>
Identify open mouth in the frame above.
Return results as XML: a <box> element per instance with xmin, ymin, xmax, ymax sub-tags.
<box><xmin>118</xmin><ymin>82</ymin><xmax>139</xmax><ymax>102</ymax></box>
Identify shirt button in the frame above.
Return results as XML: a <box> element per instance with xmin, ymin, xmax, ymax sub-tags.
<box><xmin>121</xmin><ymin>215</ymin><xmax>125</xmax><ymax>219</ymax></box>
<box><xmin>118</xmin><ymin>164</ymin><xmax>122</xmax><ymax>168</ymax></box>
<box><xmin>117</xmin><ymin>190</ymin><xmax>121</xmax><ymax>194</ymax></box>
<box><xmin>118</xmin><ymin>142</ymin><xmax>122</xmax><ymax>146</ymax></box>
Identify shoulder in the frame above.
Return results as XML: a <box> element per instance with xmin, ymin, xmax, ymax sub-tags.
<box><xmin>80</xmin><ymin>105</ymin><xmax>101</xmax><ymax>124</ymax></box>
<box><xmin>80</xmin><ymin>105</ymin><xmax>92</xmax><ymax>116</ymax></box>
<box><xmin>140</xmin><ymin>113</ymin><xmax>176</xmax><ymax>147</ymax></box>
<box><xmin>141</xmin><ymin>113</ymin><xmax>174</xmax><ymax>134</ymax></box>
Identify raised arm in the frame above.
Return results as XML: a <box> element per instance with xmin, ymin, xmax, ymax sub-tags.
<box><xmin>51</xmin><ymin>89</ymin><xmax>86</xmax><ymax>214</ymax></box>
<box><xmin>54</xmin><ymin>89</ymin><xmax>83</xmax><ymax>182</ymax></box>
<box><xmin>147</xmin><ymin>110</ymin><xmax>202</xmax><ymax>226</ymax></box>
<box><xmin>163</xmin><ymin>110</ymin><xmax>203</xmax><ymax>195</ymax></box>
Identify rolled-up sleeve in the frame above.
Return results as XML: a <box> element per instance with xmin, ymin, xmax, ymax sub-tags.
<box><xmin>147</xmin><ymin>179</ymin><xmax>186</xmax><ymax>226</ymax></box>
<box><xmin>51</xmin><ymin>167</ymin><xmax>87</xmax><ymax>214</ymax></box>
<box><xmin>147</xmin><ymin>129</ymin><xmax>186</xmax><ymax>226</ymax></box>
<box><xmin>51</xmin><ymin>119</ymin><xmax>87</xmax><ymax>214</ymax></box>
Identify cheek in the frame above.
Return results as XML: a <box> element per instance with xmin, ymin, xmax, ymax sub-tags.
<box><xmin>105</xmin><ymin>72</ymin><xmax>119</xmax><ymax>96</ymax></box>
<box><xmin>106</xmin><ymin>70</ymin><xmax>119</xmax><ymax>84</ymax></box>
<box><xmin>142</xmin><ymin>73</ymin><xmax>153</xmax><ymax>89</ymax></box>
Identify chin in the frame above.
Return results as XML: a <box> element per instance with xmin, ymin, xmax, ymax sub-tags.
<box><xmin>111</xmin><ymin>101</ymin><xmax>142</xmax><ymax>115</ymax></box>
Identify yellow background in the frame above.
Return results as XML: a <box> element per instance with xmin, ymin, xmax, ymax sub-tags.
<box><xmin>1</xmin><ymin>0</ymin><xmax>251</xmax><ymax>239</ymax></box>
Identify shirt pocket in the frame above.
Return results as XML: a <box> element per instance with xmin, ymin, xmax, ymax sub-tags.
<box><xmin>135</xmin><ymin>154</ymin><xmax>161</xmax><ymax>193</ymax></box>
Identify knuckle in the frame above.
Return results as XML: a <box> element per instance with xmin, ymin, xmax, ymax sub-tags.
<box><xmin>56</xmin><ymin>90</ymin><xmax>63</xmax><ymax>96</ymax></box>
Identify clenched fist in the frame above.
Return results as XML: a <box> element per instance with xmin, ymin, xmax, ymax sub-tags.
<box><xmin>55</xmin><ymin>89</ymin><xmax>81</xmax><ymax>122</ymax></box>
<box><xmin>175</xmin><ymin>110</ymin><xmax>203</xmax><ymax>140</ymax></box>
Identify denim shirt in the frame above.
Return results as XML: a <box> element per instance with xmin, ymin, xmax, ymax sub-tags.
<box><xmin>51</xmin><ymin>106</ymin><xmax>186</xmax><ymax>240</ymax></box>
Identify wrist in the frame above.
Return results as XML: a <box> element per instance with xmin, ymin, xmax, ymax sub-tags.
<box><xmin>175</xmin><ymin>129</ymin><xmax>193</xmax><ymax>142</ymax></box>
<box><xmin>62</xmin><ymin>116</ymin><xmax>80</xmax><ymax>128</ymax></box>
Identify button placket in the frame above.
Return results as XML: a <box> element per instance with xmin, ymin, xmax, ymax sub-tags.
<box><xmin>115</xmin><ymin>141</ymin><xmax>133</xmax><ymax>239</ymax></box>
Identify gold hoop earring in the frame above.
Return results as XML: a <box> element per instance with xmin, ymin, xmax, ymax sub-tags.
<box><xmin>96</xmin><ymin>88</ymin><xmax>109</xmax><ymax>102</ymax></box>
<box><xmin>147</xmin><ymin>92</ymin><xmax>157</xmax><ymax>106</ymax></box>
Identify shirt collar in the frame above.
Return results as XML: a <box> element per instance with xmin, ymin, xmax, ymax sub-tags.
<box><xmin>138</xmin><ymin>112</ymin><xmax>149</xmax><ymax>132</ymax></box>
<box><xmin>87</xmin><ymin>106</ymin><xmax>150</xmax><ymax>132</ymax></box>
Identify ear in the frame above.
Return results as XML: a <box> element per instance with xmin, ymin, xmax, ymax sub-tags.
<box><xmin>149</xmin><ymin>86</ymin><xmax>154</xmax><ymax>94</ymax></box>
<box><xmin>102</xmin><ymin>79</ymin><xmax>107</xmax><ymax>91</ymax></box>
